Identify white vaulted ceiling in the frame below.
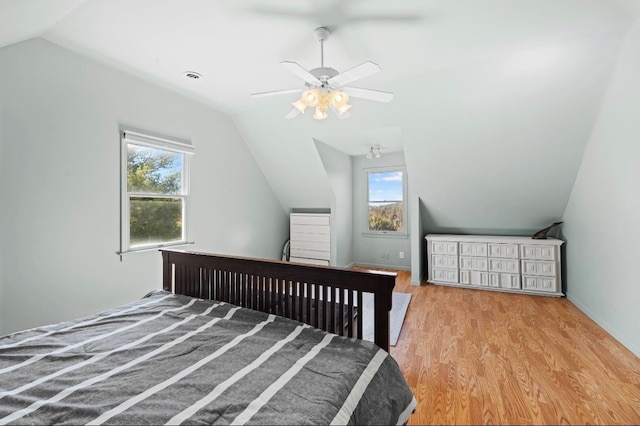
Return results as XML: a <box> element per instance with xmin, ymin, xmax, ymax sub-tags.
<box><xmin>1</xmin><ymin>0</ymin><xmax>639</xmax><ymax>231</ymax></box>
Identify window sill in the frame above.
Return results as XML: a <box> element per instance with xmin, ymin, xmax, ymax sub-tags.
<box><xmin>361</xmin><ymin>232</ymin><xmax>409</xmax><ymax>239</ymax></box>
<box><xmin>117</xmin><ymin>241</ymin><xmax>195</xmax><ymax>258</ymax></box>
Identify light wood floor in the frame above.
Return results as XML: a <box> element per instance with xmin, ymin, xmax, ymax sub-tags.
<box><xmin>386</xmin><ymin>270</ymin><xmax>640</xmax><ymax>425</ymax></box>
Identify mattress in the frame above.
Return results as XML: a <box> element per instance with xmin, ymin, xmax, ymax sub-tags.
<box><xmin>0</xmin><ymin>290</ymin><xmax>416</xmax><ymax>425</ymax></box>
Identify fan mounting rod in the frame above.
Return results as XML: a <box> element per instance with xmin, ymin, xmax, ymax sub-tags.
<box><xmin>314</xmin><ymin>27</ymin><xmax>331</xmax><ymax>68</ymax></box>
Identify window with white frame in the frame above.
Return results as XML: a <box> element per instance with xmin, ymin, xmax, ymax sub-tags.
<box><xmin>365</xmin><ymin>167</ymin><xmax>407</xmax><ymax>235</ymax></box>
<box><xmin>120</xmin><ymin>130</ymin><xmax>193</xmax><ymax>253</ymax></box>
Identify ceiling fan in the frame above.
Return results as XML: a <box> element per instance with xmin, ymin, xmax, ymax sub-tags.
<box><xmin>250</xmin><ymin>27</ymin><xmax>394</xmax><ymax>120</ymax></box>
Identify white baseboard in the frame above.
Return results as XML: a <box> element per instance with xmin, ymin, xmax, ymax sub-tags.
<box><xmin>353</xmin><ymin>262</ymin><xmax>411</xmax><ymax>272</ymax></box>
<box><xmin>567</xmin><ymin>294</ymin><xmax>640</xmax><ymax>358</ymax></box>
<box><xmin>410</xmin><ymin>271</ymin><xmax>424</xmax><ymax>286</ymax></box>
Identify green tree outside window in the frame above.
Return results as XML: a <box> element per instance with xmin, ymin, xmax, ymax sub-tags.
<box><xmin>127</xmin><ymin>144</ymin><xmax>184</xmax><ymax>247</ymax></box>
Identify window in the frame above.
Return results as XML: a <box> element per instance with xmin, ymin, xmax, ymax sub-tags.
<box><xmin>120</xmin><ymin>130</ymin><xmax>194</xmax><ymax>254</ymax></box>
<box><xmin>366</xmin><ymin>167</ymin><xmax>407</xmax><ymax>235</ymax></box>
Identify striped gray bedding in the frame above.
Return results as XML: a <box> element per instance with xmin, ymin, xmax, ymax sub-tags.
<box><xmin>0</xmin><ymin>290</ymin><xmax>416</xmax><ymax>425</ymax></box>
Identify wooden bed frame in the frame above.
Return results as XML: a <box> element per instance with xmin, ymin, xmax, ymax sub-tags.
<box><xmin>161</xmin><ymin>249</ymin><xmax>397</xmax><ymax>351</ymax></box>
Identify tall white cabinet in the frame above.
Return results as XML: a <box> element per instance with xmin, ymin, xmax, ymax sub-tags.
<box><xmin>289</xmin><ymin>213</ymin><xmax>331</xmax><ymax>266</ymax></box>
<box><xmin>426</xmin><ymin>234</ymin><xmax>564</xmax><ymax>297</ymax></box>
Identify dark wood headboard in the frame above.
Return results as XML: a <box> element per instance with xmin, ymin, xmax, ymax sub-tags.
<box><xmin>161</xmin><ymin>250</ymin><xmax>397</xmax><ymax>351</ymax></box>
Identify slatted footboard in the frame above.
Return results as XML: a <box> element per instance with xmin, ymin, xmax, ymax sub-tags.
<box><xmin>161</xmin><ymin>249</ymin><xmax>397</xmax><ymax>351</ymax></box>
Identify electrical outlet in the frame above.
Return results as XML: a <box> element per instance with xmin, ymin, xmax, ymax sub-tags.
<box><xmin>381</xmin><ymin>252</ymin><xmax>390</xmax><ymax>259</ymax></box>
<box><xmin>399</xmin><ymin>251</ymin><xmax>405</xmax><ymax>259</ymax></box>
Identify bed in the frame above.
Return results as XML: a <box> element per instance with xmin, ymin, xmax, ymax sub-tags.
<box><xmin>0</xmin><ymin>249</ymin><xmax>416</xmax><ymax>425</ymax></box>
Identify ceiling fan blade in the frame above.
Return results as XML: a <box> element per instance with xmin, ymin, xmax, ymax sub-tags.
<box><xmin>285</xmin><ymin>108</ymin><xmax>301</xmax><ymax>119</ymax></box>
<box><xmin>341</xmin><ymin>86</ymin><xmax>394</xmax><ymax>103</ymax></box>
<box><xmin>327</xmin><ymin>61</ymin><xmax>381</xmax><ymax>87</ymax></box>
<box><xmin>281</xmin><ymin>61</ymin><xmax>321</xmax><ymax>86</ymax></box>
<box><xmin>251</xmin><ymin>88</ymin><xmax>302</xmax><ymax>98</ymax></box>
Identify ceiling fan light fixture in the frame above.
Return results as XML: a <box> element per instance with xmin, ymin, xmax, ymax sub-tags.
<box><xmin>292</xmin><ymin>99</ymin><xmax>308</xmax><ymax>113</ymax></box>
<box><xmin>313</xmin><ymin>109</ymin><xmax>328</xmax><ymax>120</ymax></box>
<box><xmin>366</xmin><ymin>145</ymin><xmax>382</xmax><ymax>159</ymax></box>
<box><xmin>298</xmin><ymin>89</ymin><xmax>352</xmax><ymax>119</ymax></box>
<box><xmin>330</xmin><ymin>90</ymin><xmax>349</xmax><ymax>107</ymax></box>
<box><xmin>301</xmin><ymin>89</ymin><xmax>320</xmax><ymax>107</ymax></box>
<box><xmin>335</xmin><ymin>103</ymin><xmax>352</xmax><ymax>116</ymax></box>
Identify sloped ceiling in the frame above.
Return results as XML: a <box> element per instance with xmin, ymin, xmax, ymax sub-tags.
<box><xmin>2</xmin><ymin>0</ymin><xmax>639</xmax><ymax>232</ymax></box>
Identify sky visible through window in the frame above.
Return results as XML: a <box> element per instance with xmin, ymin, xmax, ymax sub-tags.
<box><xmin>128</xmin><ymin>144</ymin><xmax>182</xmax><ymax>193</ymax></box>
<box><xmin>369</xmin><ymin>171</ymin><xmax>403</xmax><ymax>203</ymax></box>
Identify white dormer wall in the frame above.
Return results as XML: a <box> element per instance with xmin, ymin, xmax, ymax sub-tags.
<box><xmin>314</xmin><ymin>140</ymin><xmax>354</xmax><ymax>267</ymax></box>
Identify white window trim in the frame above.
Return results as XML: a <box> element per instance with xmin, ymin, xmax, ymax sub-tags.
<box><xmin>363</xmin><ymin>165</ymin><xmax>409</xmax><ymax>238</ymax></box>
<box><xmin>118</xmin><ymin>129</ymin><xmax>194</xmax><ymax>256</ymax></box>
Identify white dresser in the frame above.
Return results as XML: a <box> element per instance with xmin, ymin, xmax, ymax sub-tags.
<box><xmin>426</xmin><ymin>234</ymin><xmax>564</xmax><ymax>297</ymax></box>
<box><xmin>289</xmin><ymin>213</ymin><xmax>331</xmax><ymax>266</ymax></box>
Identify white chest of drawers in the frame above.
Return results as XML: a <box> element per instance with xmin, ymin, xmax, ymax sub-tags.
<box><xmin>289</xmin><ymin>213</ymin><xmax>331</xmax><ymax>266</ymax></box>
<box><xmin>426</xmin><ymin>234</ymin><xmax>564</xmax><ymax>297</ymax></box>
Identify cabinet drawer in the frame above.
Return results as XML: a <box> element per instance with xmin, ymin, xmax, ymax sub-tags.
<box><xmin>522</xmin><ymin>260</ymin><xmax>556</xmax><ymax>276</ymax></box>
<box><xmin>290</xmin><ymin>240</ymin><xmax>330</xmax><ymax>252</ymax></box>
<box><xmin>290</xmin><ymin>248</ymin><xmax>330</xmax><ymax>261</ymax></box>
<box><xmin>489</xmin><ymin>273</ymin><xmax>521</xmax><ymax>289</ymax></box>
<box><xmin>432</xmin><ymin>255</ymin><xmax>458</xmax><ymax>269</ymax></box>
<box><xmin>521</xmin><ymin>245</ymin><xmax>556</xmax><ymax>260</ymax></box>
<box><xmin>503</xmin><ymin>274</ymin><xmax>521</xmax><ymax>289</ymax></box>
<box><xmin>290</xmin><ymin>224</ymin><xmax>330</xmax><ymax>241</ymax></box>
<box><xmin>290</xmin><ymin>214</ymin><xmax>330</xmax><ymax>226</ymax></box>
<box><xmin>290</xmin><ymin>256</ymin><xmax>330</xmax><ymax>266</ymax></box>
<box><xmin>488</xmin><ymin>243</ymin><xmax>519</xmax><ymax>259</ymax></box>
<box><xmin>460</xmin><ymin>256</ymin><xmax>488</xmax><ymax>271</ymax></box>
<box><xmin>523</xmin><ymin>276</ymin><xmax>557</xmax><ymax>292</ymax></box>
<box><xmin>432</xmin><ymin>268</ymin><xmax>459</xmax><ymax>283</ymax></box>
<box><xmin>431</xmin><ymin>241</ymin><xmax>458</xmax><ymax>256</ymax></box>
<box><xmin>461</xmin><ymin>270</ymin><xmax>489</xmax><ymax>286</ymax></box>
<box><xmin>459</xmin><ymin>242</ymin><xmax>488</xmax><ymax>257</ymax></box>
<box><xmin>489</xmin><ymin>258</ymin><xmax>520</xmax><ymax>273</ymax></box>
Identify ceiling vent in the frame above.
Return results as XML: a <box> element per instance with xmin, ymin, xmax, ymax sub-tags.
<box><xmin>183</xmin><ymin>71</ymin><xmax>202</xmax><ymax>80</ymax></box>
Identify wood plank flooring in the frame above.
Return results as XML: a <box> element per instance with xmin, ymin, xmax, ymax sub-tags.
<box><xmin>381</xmin><ymin>269</ymin><xmax>640</xmax><ymax>424</ymax></box>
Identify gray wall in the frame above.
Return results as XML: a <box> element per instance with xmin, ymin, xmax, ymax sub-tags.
<box><xmin>563</xmin><ymin>18</ymin><xmax>640</xmax><ymax>357</ymax></box>
<box><xmin>352</xmin><ymin>151</ymin><xmax>411</xmax><ymax>270</ymax></box>
<box><xmin>0</xmin><ymin>38</ymin><xmax>288</xmax><ymax>335</ymax></box>
<box><xmin>314</xmin><ymin>140</ymin><xmax>354</xmax><ymax>267</ymax></box>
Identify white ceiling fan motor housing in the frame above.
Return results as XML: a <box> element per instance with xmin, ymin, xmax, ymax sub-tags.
<box><xmin>307</xmin><ymin>67</ymin><xmax>340</xmax><ymax>91</ymax></box>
